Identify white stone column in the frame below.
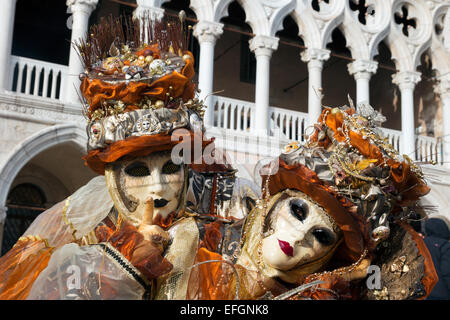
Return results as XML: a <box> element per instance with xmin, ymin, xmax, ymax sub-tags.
<box><xmin>135</xmin><ymin>0</ymin><xmax>165</xmax><ymax>22</ymax></box>
<box><xmin>193</xmin><ymin>21</ymin><xmax>223</xmax><ymax>128</ymax></box>
<box><xmin>135</xmin><ymin>0</ymin><xmax>165</xmax><ymax>45</ymax></box>
<box><xmin>392</xmin><ymin>71</ymin><xmax>421</xmax><ymax>157</ymax></box>
<box><xmin>0</xmin><ymin>0</ymin><xmax>17</xmax><ymax>91</ymax></box>
<box><xmin>301</xmin><ymin>48</ymin><xmax>330</xmax><ymax>128</ymax></box>
<box><xmin>437</xmin><ymin>77</ymin><xmax>450</xmax><ymax>166</ymax></box>
<box><xmin>348</xmin><ymin>60</ymin><xmax>378</xmax><ymax>105</ymax></box>
<box><xmin>64</xmin><ymin>0</ymin><xmax>98</xmax><ymax>105</ymax></box>
<box><xmin>249</xmin><ymin>35</ymin><xmax>279</xmax><ymax>136</ymax></box>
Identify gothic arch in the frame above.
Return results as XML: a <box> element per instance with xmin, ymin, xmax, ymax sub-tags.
<box><xmin>339</xmin><ymin>0</ymin><xmax>391</xmax><ymax>61</ymax></box>
<box><xmin>384</xmin><ymin>0</ymin><xmax>433</xmax><ymax>72</ymax></box>
<box><xmin>189</xmin><ymin>0</ymin><xmax>233</xmax><ymax>22</ymax></box>
<box><xmin>430</xmin><ymin>3</ymin><xmax>450</xmax><ymax>78</ymax></box>
<box><xmin>291</xmin><ymin>0</ymin><xmax>344</xmax><ymax>50</ymax></box>
<box><xmin>234</xmin><ymin>0</ymin><xmax>295</xmax><ymax>37</ymax></box>
<box><xmin>0</xmin><ymin>124</ymin><xmax>86</xmax><ymax>222</ymax></box>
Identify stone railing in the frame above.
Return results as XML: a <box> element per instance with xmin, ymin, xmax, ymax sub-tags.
<box><xmin>9</xmin><ymin>55</ymin><xmax>68</xmax><ymax>101</ymax></box>
<box><xmin>210</xmin><ymin>95</ymin><xmax>443</xmax><ymax>164</ymax></box>
<box><xmin>381</xmin><ymin>127</ymin><xmax>402</xmax><ymax>153</ymax></box>
<box><xmin>416</xmin><ymin>135</ymin><xmax>443</xmax><ymax>165</ymax></box>
<box><xmin>211</xmin><ymin>95</ymin><xmax>308</xmax><ymax>141</ymax></box>
<box><xmin>269</xmin><ymin>106</ymin><xmax>308</xmax><ymax>142</ymax></box>
<box><xmin>211</xmin><ymin>95</ymin><xmax>253</xmax><ymax>133</ymax></box>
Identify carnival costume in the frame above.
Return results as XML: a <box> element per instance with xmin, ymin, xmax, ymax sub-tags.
<box><xmin>0</xmin><ymin>13</ymin><xmax>438</xmax><ymax>301</ymax></box>
<box><xmin>0</xmin><ymin>14</ymin><xmax>257</xmax><ymax>300</ymax></box>
<box><xmin>191</xmin><ymin>102</ymin><xmax>438</xmax><ymax>300</ymax></box>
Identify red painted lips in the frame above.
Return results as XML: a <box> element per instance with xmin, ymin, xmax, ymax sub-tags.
<box><xmin>278</xmin><ymin>239</ymin><xmax>294</xmax><ymax>257</ymax></box>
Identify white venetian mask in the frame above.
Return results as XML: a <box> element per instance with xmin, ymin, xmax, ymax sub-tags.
<box><xmin>261</xmin><ymin>191</ymin><xmax>341</xmax><ymax>276</ymax></box>
<box><xmin>141</xmin><ymin>120</ymin><xmax>151</xmax><ymax>131</ymax></box>
<box><xmin>105</xmin><ymin>151</ymin><xmax>185</xmax><ymax>227</ymax></box>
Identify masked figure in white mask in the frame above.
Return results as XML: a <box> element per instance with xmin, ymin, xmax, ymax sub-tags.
<box><xmin>192</xmin><ymin>104</ymin><xmax>438</xmax><ymax>300</ymax></box>
<box><xmin>0</xmin><ymin>15</ymin><xmax>257</xmax><ymax>300</ymax></box>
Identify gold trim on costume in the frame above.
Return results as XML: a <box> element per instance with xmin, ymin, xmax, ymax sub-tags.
<box><xmin>61</xmin><ymin>196</ymin><xmax>78</xmax><ymax>241</ymax></box>
<box><xmin>16</xmin><ymin>235</ymin><xmax>52</xmax><ymax>250</ymax></box>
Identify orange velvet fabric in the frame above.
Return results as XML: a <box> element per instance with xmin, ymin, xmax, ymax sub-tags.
<box><xmin>262</xmin><ymin>159</ymin><xmax>365</xmax><ymax>263</ymax></box>
<box><xmin>0</xmin><ymin>238</ymin><xmax>53</xmax><ymax>300</ymax></box>
<box><xmin>152</xmin><ymin>211</ymin><xmax>177</xmax><ymax>229</ymax></box>
<box><xmin>399</xmin><ymin>222</ymin><xmax>438</xmax><ymax>299</ymax></box>
<box><xmin>295</xmin><ymin>274</ymin><xmax>353</xmax><ymax>300</ymax></box>
<box><xmin>199</xmin><ymin>221</ymin><xmax>222</xmax><ymax>253</ymax></box>
<box><xmin>81</xmin><ymin>51</ymin><xmax>196</xmax><ymax>117</ymax></box>
<box><xmin>135</xmin><ymin>44</ymin><xmax>161</xmax><ymax>59</ymax></box>
<box><xmin>311</xmin><ymin>107</ymin><xmax>430</xmax><ymax>205</ymax></box>
<box><xmin>95</xmin><ymin>220</ymin><xmax>173</xmax><ymax>281</ymax></box>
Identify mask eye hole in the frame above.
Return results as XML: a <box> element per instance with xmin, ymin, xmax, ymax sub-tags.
<box><xmin>124</xmin><ymin>162</ymin><xmax>150</xmax><ymax>177</ymax></box>
<box><xmin>312</xmin><ymin>228</ymin><xmax>336</xmax><ymax>246</ymax></box>
<box><xmin>290</xmin><ymin>199</ymin><xmax>308</xmax><ymax>222</ymax></box>
<box><xmin>162</xmin><ymin>160</ymin><xmax>181</xmax><ymax>174</ymax></box>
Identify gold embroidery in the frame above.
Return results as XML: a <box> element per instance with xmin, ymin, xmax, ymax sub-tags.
<box><xmin>17</xmin><ymin>235</ymin><xmax>52</xmax><ymax>249</ymax></box>
<box><xmin>61</xmin><ymin>196</ymin><xmax>78</xmax><ymax>241</ymax></box>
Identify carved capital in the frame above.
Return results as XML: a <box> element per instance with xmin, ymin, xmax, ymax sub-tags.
<box><xmin>392</xmin><ymin>71</ymin><xmax>421</xmax><ymax>90</ymax></box>
<box><xmin>249</xmin><ymin>35</ymin><xmax>279</xmax><ymax>57</ymax></box>
<box><xmin>435</xmin><ymin>75</ymin><xmax>450</xmax><ymax>99</ymax></box>
<box><xmin>193</xmin><ymin>21</ymin><xmax>224</xmax><ymax>44</ymax></box>
<box><xmin>135</xmin><ymin>0</ymin><xmax>165</xmax><ymax>21</ymax></box>
<box><xmin>348</xmin><ymin>59</ymin><xmax>378</xmax><ymax>79</ymax></box>
<box><xmin>66</xmin><ymin>0</ymin><xmax>98</xmax><ymax>14</ymax></box>
<box><xmin>300</xmin><ymin>48</ymin><xmax>330</xmax><ymax>63</ymax></box>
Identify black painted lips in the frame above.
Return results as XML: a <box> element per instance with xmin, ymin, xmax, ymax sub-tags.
<box><xmin>154</xmin><ymin>198</ymin><xmax>169</xmax><ymax>208</ymax></box>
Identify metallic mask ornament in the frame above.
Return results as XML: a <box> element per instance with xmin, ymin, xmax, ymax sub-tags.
<box><xmin>372</xmin><ymin>225</ymin><xmax>390</xmax><ymax>241</ymax></box>
<box><xmin>105</xmin><ymin>151</ymin><xmax>185</xmax><ymax>227</ymax></box>
<box><xmin>87</xmin><ymin>107</ymin><xmax>194</xmax><ymax>150</ymax></box>
<box><xmin>261</xmin><ymin>191</ymin><xmax>341</xmax><ymax>275</ymax></box>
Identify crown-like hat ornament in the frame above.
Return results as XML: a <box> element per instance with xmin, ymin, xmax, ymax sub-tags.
<box><xmin>75</xmin><ymin>13</ymin><xmax>206</xmax><ymax>152</ymax></box>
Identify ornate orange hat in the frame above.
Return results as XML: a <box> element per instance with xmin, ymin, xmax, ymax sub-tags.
<box><xmin>75</xmin><ymin>15</ymin><xmax>215</xmax><ymax>174</ymax></box>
